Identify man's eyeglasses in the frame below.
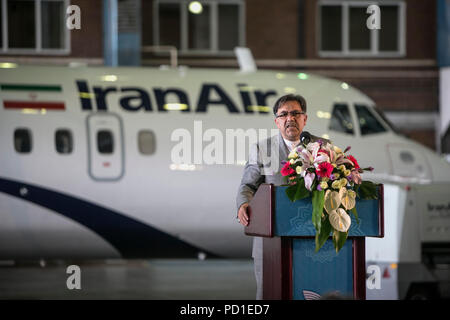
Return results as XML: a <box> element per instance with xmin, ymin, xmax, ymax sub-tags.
<box><xmin>276</xmin><ymin>111</ymin><xmax>305</xmax><ymax>119</ymax></box>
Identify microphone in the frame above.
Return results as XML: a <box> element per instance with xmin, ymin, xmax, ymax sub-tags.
<box><xmin>300</xmin><ymin>131</ymin><xmax>311</xmax><ymax>146</ymax></box>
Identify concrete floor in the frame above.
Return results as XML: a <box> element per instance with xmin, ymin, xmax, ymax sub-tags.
<box><xmin>0</xmin><ymin>259</ymin><xmax>256</xmax><ymax>300</ymax></box>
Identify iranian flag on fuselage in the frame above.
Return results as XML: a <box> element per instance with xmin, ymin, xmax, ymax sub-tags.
<box><xmin>1</xmin><ymin>83</ymin><xmax>65</xmax><ymax>110</ymax></box>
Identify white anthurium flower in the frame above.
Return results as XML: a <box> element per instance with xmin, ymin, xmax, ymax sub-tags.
<box><xmin>339</xmin><ymin>187</ymin><xmax>356</xmax><ymax>210</ymax></box>
<box><xmin>324</xmin><ymin>189</ymin><xmax>341</xmax><ymax>214</ymax></box>
<box><xmin>328</xmin><ymin>208</ymin><xmax>351</xmax><ymax>232</ymax></box>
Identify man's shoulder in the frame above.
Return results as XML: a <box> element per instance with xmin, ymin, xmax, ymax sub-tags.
<box><xmin>310</xmin><ymin>134</ymin><xmax>331</xmax><ymax>145</ymax></box>
<box><xmin>252</xmin><ymin>133</ymin><xmax>330</xmax><ymax>147</ymax></box>
<box><xmin>255</xmin><ymin>134</ymin><xmax>279</xmax><ymax>147</ymax></box>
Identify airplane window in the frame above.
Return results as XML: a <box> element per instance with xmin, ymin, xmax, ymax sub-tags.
<box><xmin>400</xmin><ymin>151</ymin><xmax>414</xmax><ymax>163</ymax></box>
<box><xmin>372</xmin><ymin>106</ymin><xmax>398</xmax><ymax>133</ymax></box>
<box><xmin>97</xmin><ymin>130</ymin><xmax>114</xmax><ymax>154</ymax></box>
<box><xmin>138</xmin><ymin>130</ymin><xmax>156</xmax><ymax>155</ymax></box>
<box><xmin>55</xmin><ymin>129</ymin><xmax>73</xmax><ymax>154</ymax></box>
<box><xmin>14</xmin><ymin>128</ymin><xmax>32</xmax><ymax>153</ymax></box>
<box><xmin>355</xmin><ymin>104</ymin><xmax>387</xmax><ymax>135</ymax></box>
<box><xmin>329</xmin><ymin>104</ymin><xmax>354</xmax><ymax>134</ymax></box>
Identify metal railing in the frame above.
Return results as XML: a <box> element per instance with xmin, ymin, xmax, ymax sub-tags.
<box><xmin>141</xmin><ymin>46</ymin><xmax>178</xmax><ymax>68</ymax></box>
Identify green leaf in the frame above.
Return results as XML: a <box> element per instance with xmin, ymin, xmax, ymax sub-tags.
<box><xmin>358</xmin><ymin>181</ymin><xmax>378</xmax><ymax>200</ymax></box>
<box><xmin>354</xmin><ymin>184</ymin><xmax>361</xmax><ymax>199</ymax></box>
<box><xmin>315</xmin><ymin>213</ymin><xmax>332</xmax><ymax>252</ymax></box>
<box><xmin>285</xmin><ymin>178</ymin><xmax>309</xmax><ymax>202</ymax></box>
<box><xmin>350</xmin><ymin>206</ymin><xmax>359</xmax><ymax>224</ymax></box>
<box><xmin>332</xmin><ymin>230</ymin><xmax>348</xmax><ymax>253</ymax></box>
<box><xmin>311</xmin><ymin>190</ymin><xmax>325</xmax><ymax>232</ymax></box>
<box><xmin>286</xmin><ymin>184</ymin><xmax>297</xmax><ymax>202</ymax></box>
<box><xmin>294</xmin><ymin>178</ymin><xmax>309</xmax><ymax>200</ymax></box>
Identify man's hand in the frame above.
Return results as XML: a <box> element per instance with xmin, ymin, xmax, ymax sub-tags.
<box><xmin>238</xmin><ymin>203</ymin><xmax>249</xmax><ymax>226</ymax></box>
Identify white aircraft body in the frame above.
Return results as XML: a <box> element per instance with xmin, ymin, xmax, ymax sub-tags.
<box><xmin>0</xmin><ymin>63</ymin><xmax>449</xmax><ymax>299</ymax></box>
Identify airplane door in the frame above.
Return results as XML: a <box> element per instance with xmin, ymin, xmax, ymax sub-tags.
<box><xmin>387</xmin><ymin>144</ymin><xmax>432</xmax><ymax>180</ymax></box>
<box><xmin>87</xmin><ymin>113</ymin><xmax>124</xmax><ymax>181</ymax></box>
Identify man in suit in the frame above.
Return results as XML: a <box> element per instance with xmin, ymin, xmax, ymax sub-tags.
<box><xmin>236</xmin><ymin>93</ymin><xmax>326</xmax><ymax>299</ymax></box>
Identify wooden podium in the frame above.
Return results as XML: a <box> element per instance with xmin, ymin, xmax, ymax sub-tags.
<box><xmin>245</xmin><ymin>184</ymin><xmax>384</xmax><ymax>300</ymax></box>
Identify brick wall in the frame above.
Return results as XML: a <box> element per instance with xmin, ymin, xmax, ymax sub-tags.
<box><xmin>245</xmin><ymin>0</ymin><xmax>299</xmax><ymax>59</ymax></box>
<box><xmin>341</xmin><ymin>76</ymin><xmax>438</xmax><ymax>112</ymax></box>
<box><xmin>405</xmin><ymin>0</ymin><xmax>436</xmax><ymax>59</ymax></box>
<box><xmin>70</xmin><ymin>0</ymin><xmax>103</xmax><ymax>58</ymax></box>
<box><xmin>402</xmin><ymin>129</ymin><xmax>436</xmax><ymax>150</ymax></box>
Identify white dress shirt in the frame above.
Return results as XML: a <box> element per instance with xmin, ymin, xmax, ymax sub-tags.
<box><xmin>283</xmin><ymin>138</ymin><xmax>300</xmax><ymax>152</ymax></box>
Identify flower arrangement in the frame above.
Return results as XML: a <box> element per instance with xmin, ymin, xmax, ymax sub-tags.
<box><xmin>281</xmin><ymin>140</ymin><xmax>378</xmax><ymax>253</ymax></box>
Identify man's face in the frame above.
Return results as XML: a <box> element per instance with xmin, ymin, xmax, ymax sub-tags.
<box><xmin>274</xmin><ymin>100</ymin><xmax>307</xmax><ymax>141</ymax></box>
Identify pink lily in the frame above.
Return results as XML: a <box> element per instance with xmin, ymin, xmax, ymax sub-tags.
<box><xmin>350</xmin><ymin>170</ymin><xmax>362</xmax><ymax>184</ymax></box>
<box><xmin>335</xmin><ymin>152</ymin><xmax>354</xmax><ymax>167</ymax></box>
<box><xmin>297</xmin><ymin>142</ymin><xmax>329</xmax><ymax>172</ymax></box>
<box><xmin>304</xmin><ymin>172</ymin><xmax>316</xmax><ymax>191</ymax></box>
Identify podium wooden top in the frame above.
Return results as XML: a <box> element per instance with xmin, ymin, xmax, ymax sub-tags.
<box><xmin>244</xmin><ymin>184</ymin><xmax>274</xmax><ymax>237</ymax></box>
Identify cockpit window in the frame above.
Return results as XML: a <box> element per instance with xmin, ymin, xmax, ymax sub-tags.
<box><xmin>329</xmin><ymin>103</ymin><xmax>354</xmax><ymax>134</ymax></box>
<box><xmin>372</xmin><ymin>106</ymin><xmax>397</xmax><ymax>133</ymax></box>
<box><xmin>355</xmin><ymin>104</ymin><xmax>387</xmax><ymax>135</ymax></box>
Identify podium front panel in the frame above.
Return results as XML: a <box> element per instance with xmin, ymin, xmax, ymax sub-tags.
<box><xmin>250</xmin><ymin>184</ymin><xmax>381</xmax><ymax>300</ymax></box>
<box><xmin>274</xmin><ymin>186</ymin><xmax>383</xmax><ymax>237</ymax></box>
<box><xmin>292</xmin><ymin>239</ymin><xmax>353</xmax><ymax>299</ymax></box>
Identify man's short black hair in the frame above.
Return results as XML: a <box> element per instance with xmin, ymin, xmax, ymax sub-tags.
<box><xmin>273</xmin><ymin>94</ymin><xmax>307</xmax><ymax>115</ymax></box>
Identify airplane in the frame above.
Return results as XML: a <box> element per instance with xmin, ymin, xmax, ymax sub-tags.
<box><xmin>0</xmin><ymin>52</ymin><xmax>449</xmax><ymax>299</ymax></box>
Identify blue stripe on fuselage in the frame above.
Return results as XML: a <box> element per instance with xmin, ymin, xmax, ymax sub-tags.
<box><xmin>0</xmin><ymin>177</ymin><xmax>217</xmax><ymax>258</ymax></box>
